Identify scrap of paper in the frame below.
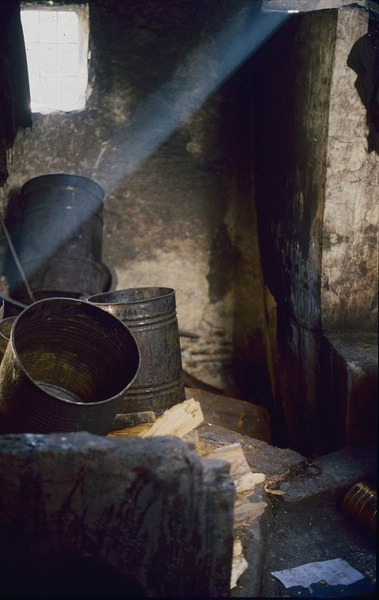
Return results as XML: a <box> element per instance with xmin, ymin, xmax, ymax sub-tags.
<box><xmin>271</xmin><ymin>557</ymin><xmax>375</xmax><ymax>597</ymax></box>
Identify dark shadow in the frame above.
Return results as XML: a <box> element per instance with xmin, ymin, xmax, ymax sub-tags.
<box><xmin>0</xmin><ymin>545</ymin><xmax>148</xmax><ymax>598</ymax></box>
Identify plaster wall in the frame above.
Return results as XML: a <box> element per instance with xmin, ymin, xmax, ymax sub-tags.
<box><xmin>322</xmin><ymin>8</ymin><xmax>378</xmax><ymax>332</ymax></box>
<box><xmin>0</xmin><ymin>0</ymin><xmax>271</xmax><ymax>398</ymax></box>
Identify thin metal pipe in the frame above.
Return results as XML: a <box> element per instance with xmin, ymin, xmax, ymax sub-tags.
<box><xmin>0</xmin><ymin>212</ymin><xmax>36</xmax><ymax>304</ymax></box>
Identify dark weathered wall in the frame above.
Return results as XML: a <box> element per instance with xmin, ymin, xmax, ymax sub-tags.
<box><xmin>322</xmin><ymin>9</ymin><xmax>378</xmax><ymax>332</ymax></box>
<box><xmin>251</xmin><ymin>8</ymin><xmax>377</xmax><ymax>455</ymax></box>
<box><xmin>252</xmin><ymin>11</ymin><xmax>338</xmax><ymax>454</ymax></box>
<box><xmin>0</xmin><ymin>2</ymin><xmax>375</xmax><ymax>455</ymax></box>
<box><xmin>0</xmin><ymin>0</ymin><xmax>276</xmax><ymax>404</ymax></box>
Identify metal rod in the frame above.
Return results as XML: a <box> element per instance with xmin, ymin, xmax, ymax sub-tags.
<box><xmin>0</xmin><ymin>212</ymin><xmax>35</xmax><ymax>304</ymax></box>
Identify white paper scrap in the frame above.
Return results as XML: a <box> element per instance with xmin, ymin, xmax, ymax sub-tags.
<box><xmin>271</xmin><ymin>558</ymin><xmax>365</xmax><ymax>589</ymax></box>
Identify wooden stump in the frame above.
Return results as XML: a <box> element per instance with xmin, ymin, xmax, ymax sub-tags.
<box><xmin>0</xmin><ymin>432</ymin><xmax>235</xmax><ymax>598</ymax></box>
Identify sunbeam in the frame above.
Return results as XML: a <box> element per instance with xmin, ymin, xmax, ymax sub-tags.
<box><xmin>108</xmin><ymin>3</ymin><xmax>288</xmax><ymax>185</ymax></box>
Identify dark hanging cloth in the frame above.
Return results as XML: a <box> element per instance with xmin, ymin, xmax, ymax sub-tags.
<box><xmin>347</xmin><ymin>5</ymin><xmax>379</xmax><ymax>153</ymax></box>
<box><xmin>0</xmin><ymin>0</ymin><xmax>32</xmax><ymax>186</ymax></box>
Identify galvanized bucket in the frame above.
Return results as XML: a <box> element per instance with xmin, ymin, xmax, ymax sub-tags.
<box><xmin>87</xmin><ymin>287</ymin><xmax>185</xmax><ymax>415</ymax></box>
<box><xmin>0</xmin><ymin>297</ymin><xmax>140</xmax><ymax>435</ymax></box>
<box><xmin>4</xmin><ymin>173</ymin><xmax>110</xmax><ymax>302</ymax></box>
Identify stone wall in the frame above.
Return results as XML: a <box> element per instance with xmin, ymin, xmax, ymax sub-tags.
<box><xmin>322</xmin><ymin>8</ymin><xmax>378</xmax><ymax>331</ymax></box>
<box><xmin>0</xmin><ymin>2</ymin><xmax>375</xmax><ymax>455</ymax></box>
<box><xmin>251</xmin><ymin>7</ymin><xmax>377</xmax><ymax>455</ymax></box>
<box><xmin>0</xmin><ymin>0</ymin><xmax>274</xmax><ymax>400</ymax></box>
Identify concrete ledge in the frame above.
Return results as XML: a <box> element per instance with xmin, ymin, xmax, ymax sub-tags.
<box><xmin>321</xmin><ymin>331</ymin><xmax>378</xmax><ymax>451</ymax></box>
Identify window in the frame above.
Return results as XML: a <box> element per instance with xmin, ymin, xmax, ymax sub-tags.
<box><xmin>21</xmin><ymin>4</ymin><xmax>89</xmax><ymax>114</ymax></box>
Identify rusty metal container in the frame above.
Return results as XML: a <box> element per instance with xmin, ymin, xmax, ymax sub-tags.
<box><xmin>0</xmin><ymin>297</ymin><xmax>140</xmax><ymax>435</ymax></box>
<box><xmin>342</xmin><ymin>480</ymin><xmax>377</xmax><ymax>534</ymax></box>
<box><xmin>87</xmin><ymin>287</ymin><xmax>185</xmax><ymax>415</ymax></box>
<box><xmin>4</xmin><ymin>173</ymin><xmax>110</xmax><ymax>302</ymax></box>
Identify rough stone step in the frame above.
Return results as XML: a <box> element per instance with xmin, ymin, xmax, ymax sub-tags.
<box><xmin>321</xmin><ymin>331</ymin><xmax>378</xmax><ymax>452</ymax></box>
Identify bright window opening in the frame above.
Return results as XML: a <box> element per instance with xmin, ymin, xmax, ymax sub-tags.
<box><xmin>21</xmin><ymin>4</ymin><xmax>89</xmax><ymax>114</ymax></box>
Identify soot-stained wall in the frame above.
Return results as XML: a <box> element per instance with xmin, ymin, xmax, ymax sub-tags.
<box><xmin>0</xmin><ymin>2</ymin><xmax>376</xmax><ymax>455</ymax></box>
<box><xmin>0</xmin><ymin>0</ymin><xmax>273</xmax><ymax>402</ymax></box>
<box><xmin>251</xmin><ymin>10</ymin><xmax>338</xmax><ymax>454</ymax></box>
<box><xmin>251</xmin><ymin>7</ymin><xmax>377</xmax><ymax>455</ymax></box>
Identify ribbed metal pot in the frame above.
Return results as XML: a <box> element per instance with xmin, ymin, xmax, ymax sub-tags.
<box><xmin>87</xmin><ymin>287</ymin><xmax>185</xmax><ymax>415</ymax></box>
<box><xmin>0</xmin><ymin>297</ymin><xmax>140</xmax><ymax>435</ymax></box>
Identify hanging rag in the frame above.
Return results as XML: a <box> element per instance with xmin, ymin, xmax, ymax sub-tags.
<box><xmin>0</xmin><ymin>0</ymin><xmax>32</xmax><ymax>186</ymax></box>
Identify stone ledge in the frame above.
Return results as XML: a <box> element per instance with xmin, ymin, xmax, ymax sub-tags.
<box><xmin>321</xmin><ymin>331</ymin><xmax>378</xmax><ymax>450</ymax></box>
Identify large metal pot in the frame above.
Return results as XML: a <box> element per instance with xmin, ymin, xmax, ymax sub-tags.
<box><xmin>0</xmin><ymin>297</ymin><xmax>140</xmax><ymax>435</ymax></box>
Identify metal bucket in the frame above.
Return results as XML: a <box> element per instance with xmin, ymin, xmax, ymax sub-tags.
<box><xmin>4</xmin><ymin>173</ymin><xmax>110</xmax><ymax>303</ymax></box>
<box><xmin>0</xmin><ymin>316</ymin><xmax>16</xmax><ymax>364</ymax></box>
<box><xmin>0</xmin><ymin>297</ymin><xmax>140</xmax><ymax>435</ymax></box>
<box><xmin>17</xmin><ymin>257</ymin><xmax>112</xmax><ymax>301</ymax></box>
<box><xmin>87</xmin><ymin>287</ymin><xmax>185</xmax><ymax>415</ymax></box>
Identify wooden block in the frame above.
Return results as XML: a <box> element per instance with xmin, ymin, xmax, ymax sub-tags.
<box><xmin>206</xmin><ymin>443</ymin><xmax>267</xmax><ymax>590</ymax></box>
<box><xmin>110</xmin><ymin>411</ymin><xmax>156</xmax><ymax>431</ymax></box>
<box><xmin>231</xmin><ymin>539</ymin><xmax>248</xmax><ymax>589</ymax></box>
<box><xmin>234</xmin><ymin>501</ymin><xmax>267</xmax><ymax>527</ymax></box>
<box><xmin>185</xmin><ymin>387</ymin><xmax>272</xmax><ymax>443</ymax></box>
<box><xmin>206</xmin><ymin>443</ymin><xmax>265</xmax><ymax>495</ymax></box>
<box><xmin>139</xmin><ymin>398</ymin><xmax>204</xmax><ymax>438</ymax></box>
<box><xmin>108</xmin><ymin>423</ymin><xmax>152</xmax><ymax>437</ymax></box>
